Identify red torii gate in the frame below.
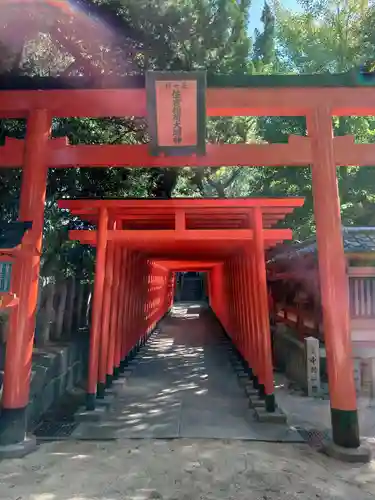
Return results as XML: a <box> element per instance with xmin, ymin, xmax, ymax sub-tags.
<box><xmin>0</xmin><ymin>74</ymin><xmax>371</xmax><ymax>459</ymax></box>
<box><xmin>57</xmin><ymin>197</ymin><xmax>302</xmax><ymax>413</ymax></box>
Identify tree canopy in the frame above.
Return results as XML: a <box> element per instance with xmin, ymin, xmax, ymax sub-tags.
<box><xmin>1</xmin><ymin>0</ymin><xmax>375</xmax><ymax>276</ymax></box>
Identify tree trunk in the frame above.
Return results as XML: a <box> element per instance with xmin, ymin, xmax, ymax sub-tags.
<box><xmin>54</xmin><ymin>281</ymin><xmax>68</xmax><ymax>340</ymax></box>
<box><xmin>63</xmin><ymin>278</ymin><xmax>76</xmax><ymax>338</ymax></box>
<box><xmin>74</xmin><ymin>281</ymin><xmax>84</xmax><ymax>332</ymax></box>
<box><xmin>37</xmin><ymin>282</ymin><xmax>56</xmax><ymax>345</ymax></box>
<box><xmin>85</xmin><ymin>285</ymin><xmax>93</xmax><ymax>328</ymax></box>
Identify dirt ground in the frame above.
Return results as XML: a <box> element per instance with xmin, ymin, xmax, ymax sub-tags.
<box><xmin>2</xmin><ymin>306</ymin><xmax>374</xmax><ymax>500</ymax></box>
<box><xmin>0</xmin><ymin>439</ymin><xmax>375</xmax><ymax>500</ymax></box>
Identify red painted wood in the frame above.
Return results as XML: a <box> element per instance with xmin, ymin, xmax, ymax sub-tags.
<box><xmin>107</xmin><ymin>246</ymin><xmax>121</xmax><ymax>379</ymax></box>
<box><xmin>98</xmin><ymin>240</ymin><xmax>115</xmax><ymax>388</ymax></box>
<box><xmin>0</xmin><ymin>293</ymin><xmax>19</xmax><ymax>310</ymax></box>
<box><xmin>1</xmin><ymin>87</ymin><xmax>375</xmax><ymax>119</ymax></box>
<box><xmin>252</xmin><ymin>207</ymin><xmax>274</xmax><ymax>397</ymax></box>
<box><xmin>87</xmin><ymin>207</ymin><xmax>108</xmax><ymax>398</ymax></box>
<box><xmin>2</xmin><ymin>109</ymin><xmax>50</xmax><ymax>410</ymax></box>
<box><xmin>308</xmin><ymin>107</ymin><xmax>357</xmax><ymax>413</ymax></box>
<box><xmin>3</xmin><ymin>135</ymin><xmax>375</xmax><ymax>169</ymax></box>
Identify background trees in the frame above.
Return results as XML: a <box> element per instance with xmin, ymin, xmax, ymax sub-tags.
<box><xmin>1</xmin><ymin>0</ymin><xmax>375</xmax><ymax>277</ymax></box>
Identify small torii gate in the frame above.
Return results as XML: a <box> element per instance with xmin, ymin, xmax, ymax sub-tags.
<box><xmin>0</xmin><ymin>71</ymin><xmax>373</xmax><ymax>460</ymax></box>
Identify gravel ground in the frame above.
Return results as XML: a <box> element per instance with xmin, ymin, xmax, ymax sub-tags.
<box><xmin>0</xmin><ymin>439</ymin><xmax>375</xmax><ymax>500</ymax></box>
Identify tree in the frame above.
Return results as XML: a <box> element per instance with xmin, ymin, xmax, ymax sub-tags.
<box><xmin>255</xmin><ymin>0</ymin><xmax>375</xmax><ymax>237</ymax></box>
<box><xmin>0</xmin><ymin>0</ymin><xmax>259</xmax><ymax>279</ymax></box>
<box><xmin>276</xmin><ymin>0</ymin><xmax>369</xmax><ymax>73</ymax></box>
<box><xmin>253</xmin><ymin>2</ymin><xmax>276</xmax><ymax>67</ymax></box>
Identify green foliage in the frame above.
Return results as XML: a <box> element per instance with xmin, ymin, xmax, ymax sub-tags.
<box><xmin>271</xmin><ymin>0</ymin><xmax>375</xmax><ymax>236</ymax></box>
<box><xmin>2</xmin><ymin>0</ymin><xmax>375</xmax><ymax>278</ymax></box>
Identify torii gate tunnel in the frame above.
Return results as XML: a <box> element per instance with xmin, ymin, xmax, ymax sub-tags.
<box><xmin>58</xmin><ymin>198</ymin><xmax>302</xmax><ymax>412</ymax></box>
<box><xmin>0</xmin><ymin>72</ymin><xmax>373</xmax><ymax>455</ymax></box>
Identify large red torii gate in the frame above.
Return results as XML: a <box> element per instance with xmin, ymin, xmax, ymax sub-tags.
<box><xmin>0</xmin><ymin>74</ymin><xmax>371</xmax><ymax>459</ymax></box>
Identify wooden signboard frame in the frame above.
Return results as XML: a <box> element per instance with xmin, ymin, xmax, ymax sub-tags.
<box><xmin>146</xmin><ymin>71</ymin><xmax>206</xmax><ymax>156</ymax></box>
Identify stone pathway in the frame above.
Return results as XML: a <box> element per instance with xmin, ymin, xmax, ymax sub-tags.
<box><xmin>72</xmin><ymin>303</ymin><xmax>302</xmax><ymax>442</ymax></box>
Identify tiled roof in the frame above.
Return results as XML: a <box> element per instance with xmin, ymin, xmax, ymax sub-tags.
<box><xmin>343</xmin><ymin>227</ymin><xmax>375</xmax><ymax>253</ymax></box>
<box><xmin>269</xmin><ymin>227</ymin><xmax>375</xmax><ymax>263</ymax></box>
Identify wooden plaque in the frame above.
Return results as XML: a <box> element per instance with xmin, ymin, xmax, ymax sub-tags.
<box><xmin>146</xmin><ymin>71</ymin><xmax>206</xmax><ymax>156</ymax></box>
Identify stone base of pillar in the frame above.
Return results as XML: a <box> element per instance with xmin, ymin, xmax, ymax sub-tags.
<box><xmin>0</xmin><ymin>407</ymin><xmax>28</xmax><ymax>446</ymax></box>
<box><xmin>331</xmin><ymin>408</ymin><xmax>360</xmax><ymax>448</ymax></box>
<box><xmin>322</xmin><ymin>441</ymin><xmax>371</xmax><ymax>463</ymax></box>
<box><xmin>248</xmin><ymin>397</ymin><xmax>265</xmax><ymax>409</ymax></box>
<box><xmin>245</xmin><ymin>384</ymin><xmax>259</xmax><ymax>398</ymax></box>
<box><xmin>265</xmin><ymin>393</ymin><xmax>276</xmax><ymax>412</ymax></box>
<box><xmin>86</xmin><ymin>393</ymin><xmax>97</xmax><ymax>411</ymax></box>
<box><xmin>0</xmin><ymin>435</ymin><xmax>37</xmax><ymax>459</ymax></box>
<box><xmin>254</xmin><ymin>406</ymin><xmax>287</xmax><ymax>424</ymax></box>
<box><xmin>113</xmin><ymin>366</ymin><xmax>120</xmax><ymax>379</ymax></box>
<box><xmin>258</xmin><ymin>384</ymin><xmax>266</xmax><ymax>399</ymax></box>
<box><xmin>105</xmin><ymin>374</ymin><xmax>113</xmax><ymax>388</ymax></box>
<box><xmin>96</xmin><ymin>382</ymin><xmax>106</xmax><ymax>399</ymax></box>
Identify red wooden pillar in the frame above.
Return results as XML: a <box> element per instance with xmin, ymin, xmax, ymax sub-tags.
<box><xmin>133</xmin><ymin>253</ymin><xmax>141</xmax><ymax>350</ymax></box>
<box><xmin>168</xmin><ymin>272</ymin><xmax>175</xmax><ymax>310</ymax></box>
<box><xmin>106</xmin><ymin>246</ymin><xmax>122</xmax><ymax>386</ymax></box>
<box><xmin>307</xmin><ymin>107</ymin><xmax>360</xmax><ymax>449</ymax></box>
<box><xmin>233</xmin><ymin>258</ymin><xmax>240</xmax><ymax>351</ymax></box>
<box><xmin>240</xmin><ymin>255</ymin><xmax>250</xmax><ymax>362</ymax></box>
<box><xmin>224</xmin><ymin>260</ymin><xmax>231</xmax><ymax>334</ymax></box>
<box><xmin>126</xmin><ymin>251</ymin><xmax>136</xmax><ymax>358</ymax></box>
<box><xmin>236</xmin><ymin>256</ymin><xmax>245</xmax><ymax>357</ymax></box>
<box><xmin>120</xmin><ymin>251</ymin><xmax>131</xmax><ymax>369</ymax></box>
<box><xmin>138</xmin><ymin>256</ymin><xmax>146</xmax><ymax>346</ymax></box>
<box><xmin>228</xmin><ymin>259</ymin><xmax>235</xmax><ymax>340</ymax></box>
<box><xmin>113</xmin><ymin>248</ymin><xmax>127</xmax><ymax>377</ymax></box>
<box><xmin>239</xmin><ymin>252</ymin><xmax>251</xmax><ymax>370</ymax></box>
<box><xmin>211</xmin><ymin>265</ymin><xmax>218</xmax><ymax>320</ymax></box>
<box><xmin>119</xmin><ymin>250</ymin><xmax>130</xmax><ymax>365</ymax></box>
<box><xmin>243</xmin><ymin>249</ymin><xmax>255</xmax><ymax>377</ymax></box>
<box><xmin>145</xmin><ymin>262</ymin><xmax>151</xmax><ymax>334</ymax></box>
<box><xmin>248</xmin><ymin>246</ymin><xmax>262</xmax><ymax>392</ymax></box>
<box><xmin>140</xmin><ymin>257</ymin><xmax>146</xmax><ymax>341</ymax></box>
<box><xmin>0</xmin><ymin>109</ymin><xmax>50</xmax><ymax>446</ymax></box>
<box><xmin>211</xmin><ymin>265</ymin><xmax>223</xmax><ymax>320</ymax></box>
<box><xmin>234</xmin><ymin>257</ymin><xmax>241</xmax><ymax>350</ymax></box>
<box><xmin>147</xmin><ymin>261</ymin><xmax>154</xmax><ymax>334</ymax></box>
<box><xmin>86</xmin><ymin>207</ymin><xmax>108</xmax><ymax>410</ymax></box>
<box><xmin>142</xmin><ymin>258</ymin><xmax>149</xmax><ymax>342</ymax></box>
<box><xmin>207</xmin><ymin>271</ymin><xmax>213</xmax><ymax>307</ymax></box>
<box><xmin>162</xmin><ymin>268</ymin><xmax>166</xmax><ymax>317</ymax></box>
<box><xmin>219</xmin><ymin>263</ymin><xmax>229</xmax><ymax>331</ymax></box>
<box><xmin>251</xmin><ymin>208</ymin><xmax>275</xmax><ymax>412</ymax></box>
<box><xmin>165</xmin><ymin>271</ymin><xmax>171</xmax><ymax>313</ymax></box>
<box><xmin>97</xmin><ymin>238</ymin><xmax>114</xmax><ymax>398</ymax></box>
<box><xmin>230</xmin><ymin>259</ymin><xmax>236</xmax><ymax>344</ymax></box>
<box><xmin>226</xmin><ymin>262</ymin><xmax>232</xmax><ymax>338</ymax></box>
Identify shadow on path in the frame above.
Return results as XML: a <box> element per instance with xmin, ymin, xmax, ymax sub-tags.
<box><xmin>73</xmin><ymin>303</ymin><xmax>303</xmax><ymax>442</ymax></box>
